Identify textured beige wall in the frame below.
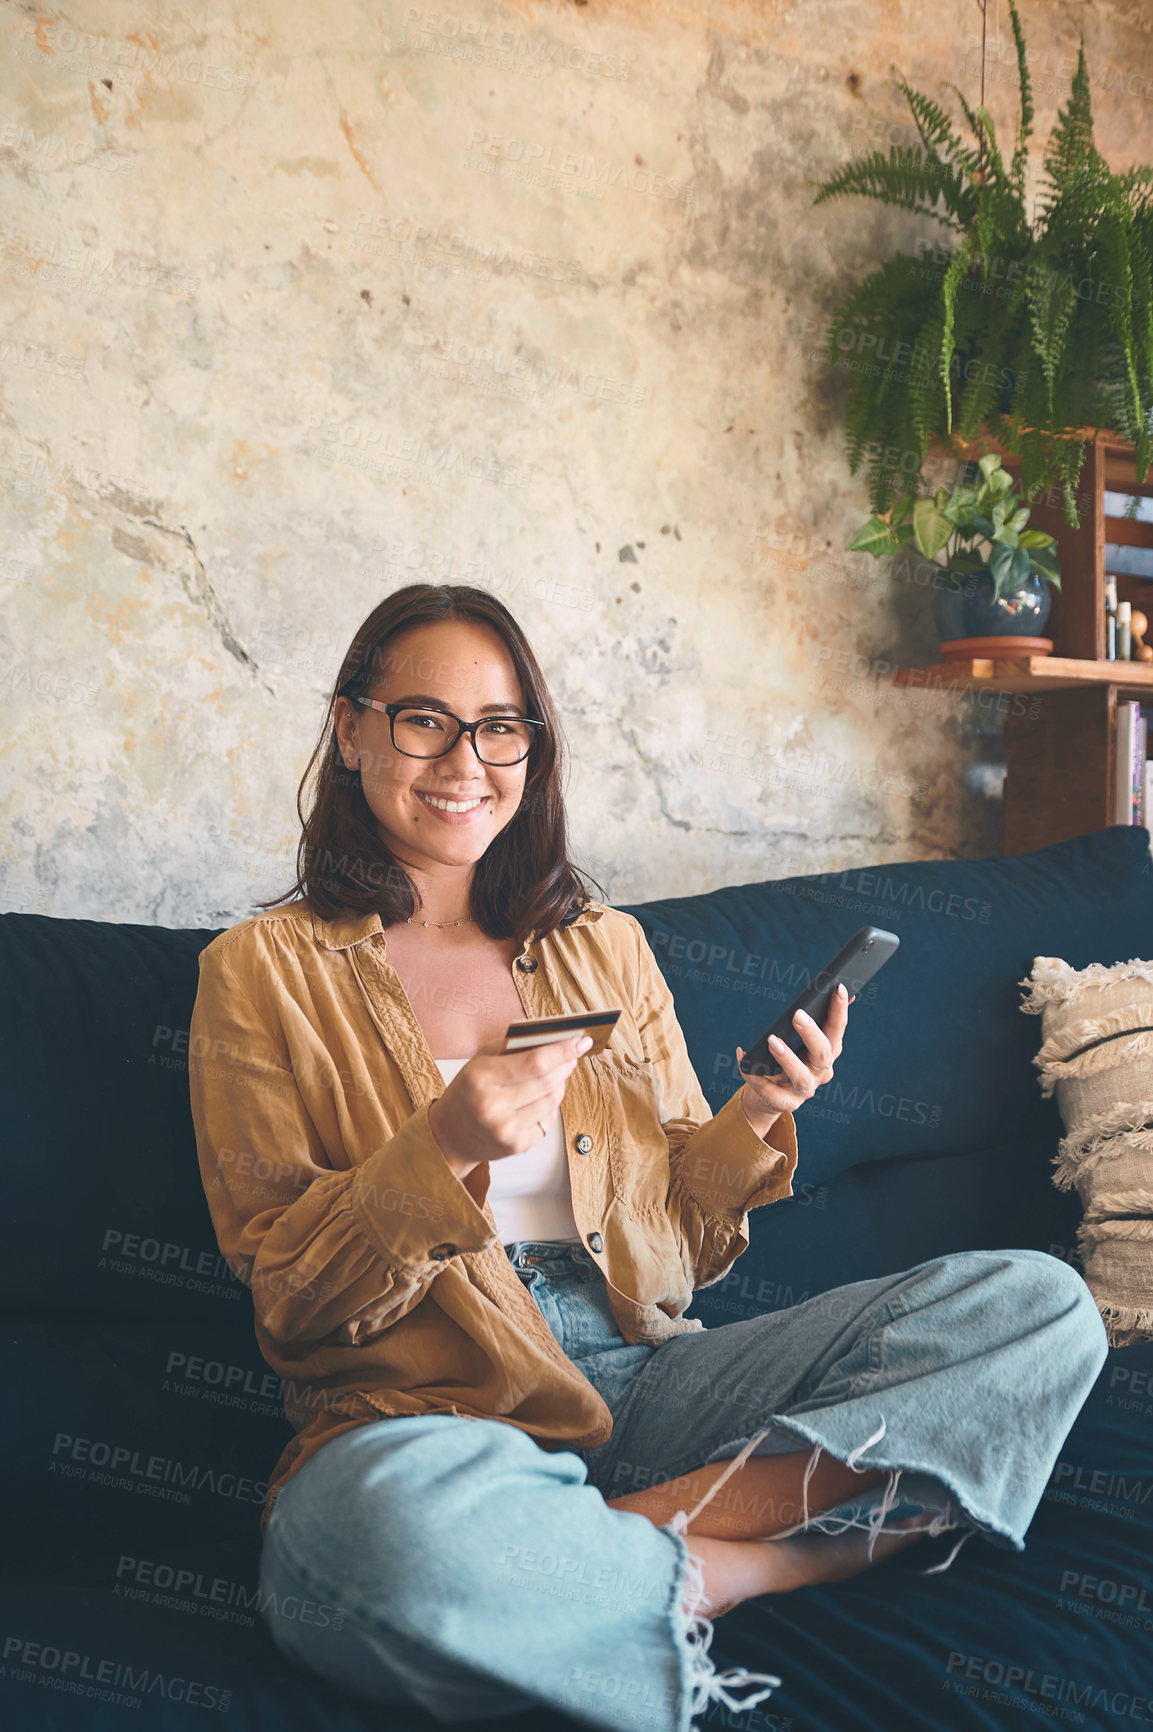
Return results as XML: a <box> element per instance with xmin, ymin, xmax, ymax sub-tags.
<box><xmin>2</xmin><ymin>0</ymin><xmax>1150</xmax><ymax>923</ymax></box>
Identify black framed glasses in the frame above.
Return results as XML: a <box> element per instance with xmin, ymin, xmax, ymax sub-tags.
<box><xmin>351</xmin><ymin>698</ymin><xmax>545</xmax><ymax>765</ymax></box>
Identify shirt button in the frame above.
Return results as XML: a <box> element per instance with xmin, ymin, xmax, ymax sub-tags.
<box><xmin>515</xmin><ymin>955</ymin><xmax>538</xmax><ymax>973</ymax></box>
<box><xmin>575</xmin><ymin>1134</ymin><xmax>593</xmax><ymax>1155</ymax></box>
<box><xmin>587</xmin><ymin>1232</ymin><xmax>604</xmax><ymax>1254</ymax></box>
<box><xmin>429</xmin><ymin>1244</ymin><xmax>455</xmax><ymax>1261</ymax></box>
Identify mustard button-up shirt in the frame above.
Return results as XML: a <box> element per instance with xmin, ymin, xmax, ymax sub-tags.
<box><xmin>187</xmin><ymin>897</ymin><xmax>798</xmax><ymax>1532</ymax></box>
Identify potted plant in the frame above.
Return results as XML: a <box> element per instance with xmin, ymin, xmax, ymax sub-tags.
<box><xmin>810</xmin><ymin>0</ymin><xmax>1153</xmax><ymax>531</ymax></box>
<box><xmin>848</xmin><ymin>451</ymin><xmax>1062</xmax><ymax>655</ymax></box>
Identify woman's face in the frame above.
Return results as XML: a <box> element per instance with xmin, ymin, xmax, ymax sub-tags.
<box><xmin>334</xmin><ymin>618</ymin><xmax>533</xmax><ymax>884</ymax></box>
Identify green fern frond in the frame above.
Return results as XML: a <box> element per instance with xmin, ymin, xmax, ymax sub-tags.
<box><xmin>975</xmin><ymin>104</ymin><xmax>1012</xmax><ymax>194</ymax></box>
<box><xmin>973</xmin><ymin>195</ymin><xmax>1007</xmax><ymax>281</ymax></box>
<box><xmin>894</xmin><ymin>76</ymin><xmax>980</xmax><ymax>174</ymax></box>
<box><xmin>1132</xmin><ymin>209</ymin><xmax>1153</xmax><ymax>352</ymax></box>
<box><xmin>1022</xmin><ymin>256</ymin><xmax>1078</xmax><ymax>416</ymax></box>
<box><xmin>845</xmin><ymin>422</ymin><xmax>871</xmax><ymax>482</ymax></box>
<box><xmin>955</xmin><ymin>297</ymin><xmax>1022</xmax><ymax>440</ymax></box>
<box><xmin>822</xmin><ymin>253</ymin><xmax>940</xmax><ymax>373</ymax></box>
<box><xmin>941</xmin><ymin>86</ymin><xmax>1011</xmax><ymax>199</ymax></box>
<box><xmin>1116</xmin><ymin>165</ymin><xmax>1153</xmax><ymax>208</ymax></box>
<box><xmin>938</xmin><ymin>239</ymin><xmax>979</xmax><ymax>428</ymax></box>
<box><xmin>1096</xmin><ymin>212</ymin><xmax>1138</xmax><ymax>427</ymax></box>
<box><xmin>1012</xmin><ymin>426</ymin><xmax>1055</xmax><ymax>512</ymax></box>
<box><xmin>1054</xmin><ymin>438</ymin><xmax>1089</xmax><ymax>526</ymax></box>
<box><xmin>1008</xmin><ymin>0</ymin><xmax>1034</xmax><ymax>202</ymax></box>
<box><xmin>1128</xmin><ymin>212</ymin><xmax>1153</xmax><ymax>476</ymax></box>
<box><xmin>1038</xmin><ymin>38</ymin><xmax>1098</xmax><ymax>220</ymax></box>
<box><xmin>812</xmin><ymin>145</ymin><xmax>972</xmax><ymax>229</ymax></box>
<box><xmin>909</xmin><ymin>310</ymin><xmax>949</xmax><ymax>450</ymax></box>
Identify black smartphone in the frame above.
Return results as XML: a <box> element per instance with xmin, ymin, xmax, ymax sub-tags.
<box><xmin>737</xmin><ymin>926</ymin><xmax>900</xmax><ymax>1079</ymax></box>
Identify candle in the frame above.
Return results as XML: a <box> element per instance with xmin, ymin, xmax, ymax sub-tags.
<box><xmin>1118</xmin><ymin>600</ymin><xmax>1132</xmax><ymax>660</ymax></box>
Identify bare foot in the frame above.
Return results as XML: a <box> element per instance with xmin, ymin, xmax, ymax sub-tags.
<box><xmin>691</xmin><ymin>1515</ymin><xmax>931</xmax><ymax>1619</ymax></box>
<box><xmin>758</xmin><ymin>1513</ymin><xmax>931</xmax><ymax>1595</ymax></box>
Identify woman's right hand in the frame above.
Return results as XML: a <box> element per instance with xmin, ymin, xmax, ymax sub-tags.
<box><xmin>428</xmin><ymin>1034</ymin><xmax>593</xmax><ymax>1179</ymax></box>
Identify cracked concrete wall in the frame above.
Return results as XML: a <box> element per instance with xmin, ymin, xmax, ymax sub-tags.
<box><xmin>2</xmin><ymin>0</ymin><xmax>1150</xmax><ymax>924</ymax></box>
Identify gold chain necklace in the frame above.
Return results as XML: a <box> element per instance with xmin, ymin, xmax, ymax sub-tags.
<box><xmin>406</xmin><ymin>914</ymin><xmax>475</xmax><ymax>929</ymax></box>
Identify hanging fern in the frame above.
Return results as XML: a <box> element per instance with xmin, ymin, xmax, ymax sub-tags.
<box><xmin>812</xmin><ymin>0</ymin><xmax>1153</xmax><ymax>527</ymax></box>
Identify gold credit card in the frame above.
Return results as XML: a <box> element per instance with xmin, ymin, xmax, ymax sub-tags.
<box><xmin>499</xmin><ymin>1009</ymin><xmax>622</xmax><ymax>1055</ymax></box>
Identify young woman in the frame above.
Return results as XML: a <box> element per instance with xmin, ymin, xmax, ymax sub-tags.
<box><xmin>189</xmin><ymin>583</ymin><xmax>1108</xmax><ymax>1732</ymax></box>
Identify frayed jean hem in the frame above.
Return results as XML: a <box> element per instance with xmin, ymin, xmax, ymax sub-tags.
<box><xmin>612</xmin><ymin>1405</ymin><xmax>1000</xmax><ymax>1730</ymax></box>
<box><xmin>661</xmin><ymin>1426</ymin><xmax>785</xmax><ymax>1729</ymax></box>
<box><xmin>663</xmin><ymin>1409</ymin><xmax>1015</xmax><ymax>1590</ymax></box>
<box><xmin>753</xmin><ymin>1412</ymin><xmax>1022</xmax><ymax>1562</ymax></box>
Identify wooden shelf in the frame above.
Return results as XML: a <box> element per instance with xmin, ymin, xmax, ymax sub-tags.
<box><xmin>894</xmin><ymin>656</ymin><xmax>1153</xmax><ymax>694</ymax></box>
<box><xmin>900</xmin><ymin>431</ymin><xmax>1153</xmax><ymax>851</ymax></box>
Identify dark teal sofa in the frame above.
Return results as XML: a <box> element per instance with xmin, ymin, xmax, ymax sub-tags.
<box><xmin>4</xmin><ymin>825</ymin><xmax>1152</xmax><ymax>1730</ymax></box>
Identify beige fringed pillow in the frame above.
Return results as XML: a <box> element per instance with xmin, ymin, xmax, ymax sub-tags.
<box><xmin>1020</xmin><ymin>955</ymin><xmax>1153</xmax><ymax>1347</ymax></box>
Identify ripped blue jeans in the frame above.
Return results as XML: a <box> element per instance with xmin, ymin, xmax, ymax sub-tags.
<box><xmin>257</xmin><ymin>1243</ymin><xmax>1108</xmax><ymax>1732</ymax></box>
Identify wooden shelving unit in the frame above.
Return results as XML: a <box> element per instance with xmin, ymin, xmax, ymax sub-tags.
<box><xmin>891</xmin><ymin>430</ymin><xmax>1153</xmax><ymax>854</ymax></box>
<box><xmin>898</xmin><ymin>655</ymin><xmax>1153</xmax><ymax>694</ymax></box>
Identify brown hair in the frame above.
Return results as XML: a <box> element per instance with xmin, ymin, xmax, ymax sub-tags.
<box><xmin>257</xmin><ymin>584</ymin><xmax>605</xmax><ymax>939</ymax></box>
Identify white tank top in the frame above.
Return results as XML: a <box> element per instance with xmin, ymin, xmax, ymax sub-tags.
<box><xmin>432</xmin><ymin>1057</ymin><xmax>580</xmax><ymax>1245</ymax></box>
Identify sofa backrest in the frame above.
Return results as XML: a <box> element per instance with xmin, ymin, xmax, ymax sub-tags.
<box><xmin>622</xmin><ymin>825</ymin><xmax>1153</xmax><ymax>1187</ymax></box>
<box><xmin>3</xmin><ymin>826</ymin><xmax>1150</xmax><ymax>1323</ymax></box>
<box><xmin>1</xmin><ymin>915</ymin><xmax>230</xmax><ymax>1319</ymax></box>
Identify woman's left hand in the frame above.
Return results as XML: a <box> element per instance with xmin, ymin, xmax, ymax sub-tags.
<box><xmin>736</xmin><ymin>983</ymin><xmax>854</xmax><ymax>1123</ymax></box>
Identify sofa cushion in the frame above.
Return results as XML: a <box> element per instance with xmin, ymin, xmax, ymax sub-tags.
<box><xmin>685</xmin><ymin>1136</ymin><xmax>1085</xmax><ymax>1329</ymax></box>
<box><xmin>1022</xmin><ymin>952</ymin><xmax>1153</xmax><ymax>1347</ymax></box>
<box><xmin>0</xmin><ymin>914</ymin><xmax>228</xmax><ymax>1316</ymax></box>
<box><xmin>621</xmin><ymin>826</ymin><xmax>1153</xmax><ymax>1188</ymax></box>
<box><xmin>2</xmin><ymin>1316</ymin><xmax>294</xmax><ymax>1565</ymax></box>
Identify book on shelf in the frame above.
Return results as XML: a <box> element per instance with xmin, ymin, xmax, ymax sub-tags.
<box><xmin>1128</xmin><ymin>710</ymin><xmax>1149</xmax><ymax>831</ymax></box>
<box><xmin>1113</xmin><ymin>700</ymin><xmax>1144</xmax><ymax>824</ymax></box>
<box><xmin>1138</xmin><ymin>704</ymin><xmax>1153</xmax><ymax>827</ymax></box>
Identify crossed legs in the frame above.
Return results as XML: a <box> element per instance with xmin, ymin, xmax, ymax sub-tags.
<box><xmin>607</xmin><ymin>1449</ymin><xmax>932</xmax><ymax>1616</ymax></box>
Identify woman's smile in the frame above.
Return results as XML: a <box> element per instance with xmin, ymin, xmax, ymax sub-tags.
<box><xmin>413</xmin><ymin>789</ymin><xmax>493</xmax><ymax>821</ymax></box>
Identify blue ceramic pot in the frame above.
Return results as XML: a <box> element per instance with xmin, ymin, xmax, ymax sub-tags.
<box><xmin>931</xmin><ymin>567</ymin><xmax>1052</xmax><ymax>643</ymax></box>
